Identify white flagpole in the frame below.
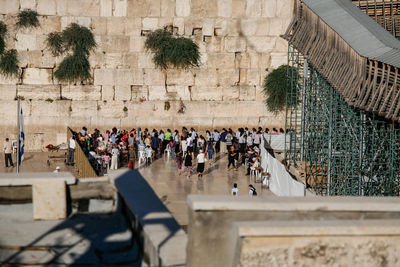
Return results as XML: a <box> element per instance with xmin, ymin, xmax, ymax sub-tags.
<box><xmin>17</xmin><ymin>96</ymin><xmax>20</xmax><ymax>173</ymax></box>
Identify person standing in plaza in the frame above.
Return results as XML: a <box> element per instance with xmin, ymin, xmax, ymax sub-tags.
<box><xmin>196</xmin><ymin>150</ymin><xmax>205</xmax><ymax>177</ymax></box>
<box><xmin>3</xmin><ymin>138</ymin><xmax>13</xmax><ymax>168</ymax></box>
<box><xmin>227</xmin><ymin>146</ymin><xmax>236</xmax><ymax>171</ymax></box>
<box><xmin>110</xmin><ymin>144</ymin><xmax>119</xmax><ymax>170</ymax></box>
<box><xmin>231</xmin><ymin>183</ymin><xmax>239</xmax><ymax>196</ymax></box>
<box><xmin>128</xmin><ymin>146</ymin><xmax>136</xmax><ymax>170</ymax></box>
<box><xmin>67</xmin><ymin>136</ymin><xmax>76</xmax><ymax>166</ymax></box>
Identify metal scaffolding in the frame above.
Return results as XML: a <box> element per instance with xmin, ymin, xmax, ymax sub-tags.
<box><xmin>285</xmin><ymin>46</ymin><xmax>400</xmax><ymax>196</ymax></box>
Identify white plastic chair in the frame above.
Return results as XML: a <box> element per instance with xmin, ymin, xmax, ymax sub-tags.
<box><xmin>164</xmin><ymin>148</ymin><xmax>170</xmax><ymax>158</ymax></box>
<box><xmin>138</xmin><ymin>150</ymin><xmax>146</xmax><ymax>166</ymax></box>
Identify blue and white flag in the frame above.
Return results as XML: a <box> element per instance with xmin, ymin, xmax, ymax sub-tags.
<box><xmin>19</xmin><ymin>105</ymin><xmax>24</xmax><ymax>163</ymax></box>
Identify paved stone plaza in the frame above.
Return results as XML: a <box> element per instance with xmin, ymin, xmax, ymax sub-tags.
<box><xmin>133</xmin><ymin>152</ymin><xmax>271</xmax><ymax>227</ymax></box>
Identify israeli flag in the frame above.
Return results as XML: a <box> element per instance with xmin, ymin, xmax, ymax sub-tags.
<box><xmin>19</xmin><ymin>105</ymin><xmax>24</xmax><ymax>163</ymax></box>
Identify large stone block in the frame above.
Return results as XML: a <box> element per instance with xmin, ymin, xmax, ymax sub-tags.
<box><xmin>239</xmin><ymin>85</ymin><xmax>256</xmax><ymax>101</ymax></box>
<box><xmin>101</xmin><ymin>36</ymin><xmax>130</xmax><ymax>52</ymax></box>
<box><xmin>142</xmin><ymin>18</ymin><xmax>159</xmax><ymax>31</ymax></box>
<box><xmin>67</xmin><ymin>0</ymin><xmax>100</xmax><ymax>16</ymax></box>
<box><xmin>262</xmin><ymin>0</ymin><xmax>277</xmax><ymax>17</ymax></box>
<box><xmin>115</xmin><ymin>69</ymin><xmax>143</xmax><ymax>85</ymax></box>
<box><xmin>125</xmin><ymin>17</ymin><xmax>142</xmax><ymax>35</ymax></box>
<box><xmin>207</xmin><ymin>53</ymin><xmax>235</xmax><ymax>69</ymax></box>
<box><xmin>18</xmin><ymin>85</ymin><xmax>60</xmax><ymax>100</ymax></box>
<box><xmin>123</xmin><ymin>53</ymin><xmax>139</xmax><ymax>68</ymax></box>
<box><xmin>194</xmin><ymin>69</ymin><xmax>218</xmax><ymax>87</ymax></box>
<box><xmin>103</xmin><ymin>53</ymin><xmax>124</xmax><ymax>68</ymax></box>
<box><xmin>100</xmin><ymin>0</ymin><xmax>113</xmax><ymax>16</ymax></box>
<box><xmin>94</xmin><ymin>69</ymin><xmax>115</xmax><ymax>86</ymax></box>
<box><xmin>144</xmin><ymin>68</ymin><xmax>165</xmax><ymax>86</ymax></box>
<box><xmin>107</xmin><ymin>17</ymin><xmax>126</xmax><ymax>35</ymax></box>
<box><xmin>270</xmin><ymin>52</ymin><xmax>287</xmax><ymax>69</ymax></box>
<box><xmin>276</xmin><ymin>0</ymin><xmax>293</xmax><ymax>18</ymax></box>
<box><xmin>218</xmin><ymin>0</ymin><xmax>232</xmax><ymax>18</ymax></box>
<box><xmin>102</xmin><ymin>85</ymin><xmax>115</xmax><ymax>100</ymax></box>
<box><xmin>70</xmin><ymin>100</ymin><xmax>98</xmax><ymax>117</ymax></box>
<box><xmin>275</xmin><ymin>37</ymin><xmax>288</xmax><ymax>53</ymax></box>
<box><xmin>202</xmin><ymin>18</ymin><xmax>214</xmax><ymax>36</ymax></box>
<box><xmin>115</xmin><ymin>85</ymin><xmax>132</xmax><ymax>100</ymax></box>
<box><xmin>255</xmin><ymin>18</ymin><xmax>271</xmax><ymax>36</ymax></box>
<box><xmin>37</xmin><ymin>0</ymin><xmax>57</xmax><ymax>15</ymax></box>
<box><xmin>56</xmin><ymin>0</ymin><xmax>67</xmax><ymax>15</ymax></box>
<box><xmin>15</xmin><ymin>34</ymin><xmax>37</xmax><ymax>51</ymax></box>
<box><xmin>218</xmin><ymin>69</ymin><xmax>239</xmax><ymax>86</ymax></box>
<box><xmin>0</xmin><ymin>84</ymin><xmax>16</xmax><ymax>100</ymax></box>
<box><xmin>98</xmin><ymin>100</ymin><xmax>125</xmax><ymax>118</ymax></box>
<box><xmin>232</xmin><ymin>0</ymin><xmax>246</xmax><ymax>18</ymax></box>
<box><xmin>127</xmin><ymin>0</ymin><xmax>147</xmax><ymax>17</ymax></box>
<box><xmin>176</xmin><ymin>0</ymin><xmax>191</xmax><ymax>17</ymax></box>
<box><xmin>246</xmin><ymin>0</ymin><xmax>262</xmax><ymax>17</ymax></box>
<box><xmin>166</xmin><ymin>69</ymin><xmax>194</xmax><ymax>86</ymax></box>
<box><xmin>148</xmin><ymin>85</ymin><xmax>168</xmax><ymax>100</ymax></box>
<box><xmin>130</xmin><ymin>36</ymin><xmax>145</xmax><ymax>52</ymax></box>
<box><xmin>161</xmin><ymin>0</ymin><xmax>175</xmax><ymax>17</ymax></box>
<box><xmin>91</xmin><ymin>17</ymin><xmax>107</xmax><ymax>35</ymax></box>
<box><xmin>222</xmin><ymin>86</ymin><xmax>239</xmax><ymax>100</ymax></box>
<box><xmin>33</xmin><ymin>180</ymin><xmax>67</xmax><ymax>220</ymax></box>
<box><xmin>205</xmin><ymin>36</ymin><xmax>222</xmax><ymax>53</ymax></box>
<box><xmin>61</xmin><ymin>16</ymin><xmax>91</xmax><ymax>30</ymax></box>
<box><xmin>131</xmin><ymin>85</ymin><xmax>148</xmax><ymax>101</ymax></box>
<box><xmin>191</xmin><ymin>86</ymin><xmax>223</xmax><ymax>101</ymax></box>
<box><xmin>224</xmin><ymin>36</ymin><xmax>247</xmax><ymax>52</ymax></box>
<box><xmin>0</xmin><ymin>0</ymin><xmax>19</xmax><ymax>14</ymax></box>
<box><xmin>247</xmin><ymin>37</ymin><xmax>276</xmax><ymax>53</ymax></box>
<box><xmin>138</xmin><ymin>53</ymin><xmax>155</xmax><ymax>68</ymax></box>
<box><xmin>167</xmin><ymin>85</ymin><xmax>191</xmax><ymax>100</ymax></box>
<box><xmin>61</xmin><ymin>85</ymin><xmax>102</xmax><ymax>101</ymax></box>
<box><xmin>173</xmin><ymin>17</ymin><xmax>185</xmax><ymax>35</ymax></box>
<box><xmin>147</xmin><ymin>0</ymin><xmax>161</xmax><ymax>16</ymax></box>
<box><xmin>23</xmin><ymin>68</ymin><xmax>52</xmax><ymax>85</ymax></box>
<box><xmin>114</xmin><ymin>0</ymin><xmax>127</xmax><ymax>16</ymax></box>
<box><xmin>20</xmin><ymin>0</ymin><xmax>36</xmax><ymax>10</ymax></box>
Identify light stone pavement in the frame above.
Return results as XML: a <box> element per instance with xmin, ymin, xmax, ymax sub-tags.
<box><xmin>129</xmin><ymin>152</ymin><xmax>272</xmax><ymax>227</ymax></box>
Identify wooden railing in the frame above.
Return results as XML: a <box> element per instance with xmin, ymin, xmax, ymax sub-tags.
<box><xmin>67</xmin><ymin>127</ymin><xmax>97</xmax><ymax>178</ymax></box>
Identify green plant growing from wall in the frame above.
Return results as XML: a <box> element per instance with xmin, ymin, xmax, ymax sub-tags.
<box><xmin>145</xmin><ymin>28</ymin><xmax>200</xmax><ymax>69</ymax></box>
<box><xmin>262</xmin><ymin>65</ymin><xmax>299</xmax><ymax>113</ymax></box>
<box><xmin>17</xmin><ymin>9</ymin><xmax>40</xmax><ymax>28</ymax></box>
<box><xmin>47</xmin><ymin>23</ymin><xmax>96</xmax><ymax>83</ymax></box>
<box><xmin>0</xmin><ymin>49</ymin><xmax>18</xmax><ymax>77</ymax></box>
<box><xmin>0</xmin><ymin>21</ymin><xmax>6</xmax><ymax>55</ymax></box>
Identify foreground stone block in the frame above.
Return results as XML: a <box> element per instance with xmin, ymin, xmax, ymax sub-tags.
<box><xmin>61</xmin><ymin>85</ymin><xmax>102</xmax><ymax>101</ymax></box>
<box><xmin>33</xmin><ymin>180</ymin><xmax>67</xmax><ymax>220</ymax></box>
<box><xmin>22</xmin><ymin>68</ymin><xmax>52</xmax><ymax>85</ymax></box>
<box><xmin>18</xmin><ymin>84</ymin><xmax>60</xmax><ymax>100</ymax></box>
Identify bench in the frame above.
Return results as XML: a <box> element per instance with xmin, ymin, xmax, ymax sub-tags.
<box><xmin>0</xmin><ymin>172</ymin><xmax>76</xmax><ymax>220</ymax></box>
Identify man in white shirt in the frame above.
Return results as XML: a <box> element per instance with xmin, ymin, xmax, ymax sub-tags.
<box><xmin>3</xmin><ymin>138</ymin><xmax>14</xmax><ymax>168</ymax></box>
<box><xmin>110</xmin><ymin>145</ymin><xmax>120</xmax><ymax>170</ymax></box>
<box><xmin>67</xmin><ymin>136</ymin><xmax>76</xmax><ymax>166</ymax></box>
<box><xmin>231</xmin><ymin>183</ymin><xmax>239</xmax><ymax>196</ymax></box>
<box><xmin>196</xmin><ymin>150</ymin><xmax>205</xmax><ymax>177</ymax></box>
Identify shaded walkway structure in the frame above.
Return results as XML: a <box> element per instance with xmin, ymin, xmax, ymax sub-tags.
<box><xmin>283</xmin><ymin>0</ymin><xmax>400</xmax><ymax>195</ymax></box>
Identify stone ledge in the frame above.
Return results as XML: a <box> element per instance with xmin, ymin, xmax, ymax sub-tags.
<box><xmin>234</xmin><ymin>220</ymin><xmax>400</xmax><ymax>237</ymax></box>
<box><xmin>0</xmin><ymin>172</ymin><xmax>76</xmax><ymax>186</ymax></box>
<box><xmin>187</xmin><ymin>195</ymin><xmax>400</xmax><ymax>212</ymax></box>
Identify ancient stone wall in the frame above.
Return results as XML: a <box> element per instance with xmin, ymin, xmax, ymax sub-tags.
<box><xmin>0</xmin><ymin>0</ymin><xmax>292</xmax><ymax>150</ymax></box>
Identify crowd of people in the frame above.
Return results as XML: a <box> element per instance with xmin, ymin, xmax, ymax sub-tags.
<box><xmin>69</xmin><ymin>126</ymin><xmax>280</xmax><ymax>186</ymax></box>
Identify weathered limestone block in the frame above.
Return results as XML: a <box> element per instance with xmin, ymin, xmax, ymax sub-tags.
<box><xmin>144</xmin><ymin>68</ymin><xmax>166</xmax><ymax>86</ymax></box>
<box><xmin>127</xmin><ymin>0</ymin><xmax>147</xmax><ymax>17</ymax></box>
<box><xmin>173</xmin><ymin>17</ymin><xmax>185</xmax><ymax>35</ymax></box>
<box><xmin>115</xmin><ymin>85</ymin><xmax>132</xmax><ymax>101</ymax></box>
<box><xmin>0</xmin><ymin>73</ymin><xmax>20</xmax><ymax>85</ymax></box>
<box><xmin>107</xmin><ymin>17</ymin><xmax>126</xmax><ymax>35</ymax></box>
<box><xmin>142</xmin><ymin>18</ymin><xmax>159</xmax><ymax>31</ymax></box>
<box><xmin>246</xmin><ymin>0</ymin><xmax>262</xmax><ymax>17</ymax></box>
<box><xmin>67</xmin><ymin>0</ymin><xmax>100</xmax><ymax>16</ymax></box>
<box><xmin>166</xmin><ymin>69</ymin><xmax>194</xmax><ymax>86</ymax></box>
<box><xmin>61</xmin><ymin>85</ymin><xmax>102</xmax><ymax>101</ymax></box>
<box><xmin>223</xmin><ymin>86</ymin><xmax>239</xmax><ymax>100</ymax></box>
<box><xmin>276</xmin><ymin>0</ymin><xmax>293</xmax><ymax>18</ymax></box>
<box><xmin>0</xmin><ymin>84</ymin><xmax>16</xmax><ymax>100</ymax></box>
<box><xmin>61</xmin><ymin>16</ymin><xmax>91</xmax><ymax>30</ymax></box>
<box><xmin>235</xmin><ymin>52</ymin><xmax>251</xmax><ymax>69</ymax></box>
<box><xmin>167</xmin><ymin>85</ymin><xmax>191</xmax><ymax>100</ymax></box>
<box><xmin>123</xmin><ymin>53</ymin><xmax>139</xmax><ymax>68</ymax></box>
<box><xmin>194</xmin><ymin>69</ymin><xmax>218</xmax><ymax>87</ymax></box>
<box><xmin>270</xmin><ymin>52</ymin><xmax>287</xmax><ymax>69</ymax></box>
<box><xmin>23</xmin><ymin>68</ymin><xmax>52</xmax><ymax>85</ymax></box>
<box><xmin>207</xmin><ymin>53</ymin><xmax>235</xmax><ymax>69</ymax></box>
<box><xmin>126</xmin><ymin>17</ymin><xmax>142</xmax><ymax>35</ymax></box>
<box><xmin>15</xmin><ymin>34</ymin><xmax>37</xmax><ymax>51</ymax></box>
<box><xmin>70</xmin><ymin>101</ymin><xmax>98</xmax><ymax>117</ymax></box>
<box><xmin>184</xmin><ymin>17</ymin><xmax>203</xmax><ymax>36</ymax></box>
<box><xmin>147</xmin><ymin>0</ymin><xmax>161</xmax><ymax>16</ymax></box>
<box><xmin>138</xmin><ymin>53</ymin><xmax>155</xmax><ymax>68</ymax></box>
<box><xmin>239</xmin><ymin>85</ymin><xmax>256</xmax><ymax>101</ymax></box>
<box><xmin>275</xmin><ymin>37</ymin><xmax>288</xmax><ymax>53</ymax></box>
<box><xmin>191</xmin><ymin>86</ymin><xmax>223</xmax><ymax>101</ymax></box>
<box><xmin>131</xmin><ymin>85</ymin><xmax>148</xmax><ymax>101</ymax></box>
<box><xmin>114</xmin><ymin>0</ymin><xmax>127</xmax><ymax>16</ymax></box>
<box><xmin>35</xmin><ymin>35</ymin><xmax>48</xmax><ymax>51</ymax></box>
<box><xmin>226</xmin><ymin>19</ymin><xmax>241</xmax><ymax>37</ymax></box>
<box><xmin>232</xmin><ymin>0</ymin><xmax>246</xmax><ymax>18</ymax></box>
<box><xmin>161</xmin><ymin>0</ymin><xmax>175</xmax><ymax>17</ymax></box>
<box><xmin>130</xmin><ymin>36</ymin><xmax>145</xmax><ymax>52</ymax></box>
<box><xmin>101</xmin><ymin>36</ymin><xmax>130</xmax><ymax>52</ymax></box>
<box><xmin>268</xmin><ymin>18</ymin><xmax>288</xmax><ymax>36</ymax></box>
<box><xmin>255</xmin><ymin>18</ymin><xmax>271</xmax><ymax>36</ymax></box>
<box><xmin>20</xmin><ymin>0</ymin><xmax>36</xmax><ymax>10</ymax></box>
<box><xmin>205</xmin><ymin>36</ymin><xmax>222</xmax><ymax>52</ymax></box>
<box><xmin>224</xmin><ymin>36</ymin><xmax>247</xmax><ymax>52</ymax></box>
<box><xmin>115</xmin><ymin>69</ymin><xmax>143</xmax><ymax>85</ymax></box>
<box><xmin>148</xmin><ymin>85</ymin><xmax>168</xmax><ymax>101</ymax></box>
<box><xmin>37</xmin><ymin>0</ymin><xmax>57</xmax><ymax>15</ymax></box>
<box><xmin>218</xmin><ymin>0</ymin><xmax>232</xmax><ymax>18</ymax></box>
<box><xmin>239</xmin><ymin>18</ymin><xmax>257</xmax><ymax>36</ymax></box>
<box><xmin>102</xmin><ymin>85</ymin><xmax>115</xmax><ymax>100</ymax></box>
<box><xmin>100</xmin><ymin>0</ymin><xmax>112</xmax><ymax>16</ymax></box>
<box><xmin>202</xmin><ymin>18</ymin><xmax>214</xmax><ymax>36</ymax></box>
<box><xmin>94</xmin><ymin>69</ymin><xmax>115</xmax><ymax>85</ymax></box>
<box><xmin>33</xmin><ymin>180</ymin><xmax>67</xmax><ymax>220</ymax></box>
<box><xmin>247</xmin><ymin>37</ymin><xmax>276</xmax><ymax>53</ymax></box>
<box><xmin>247</xmin><ymin>69</ymin><xmax>261</xmax><ymax>85</ymax></box>
<box><xmin>262</xmin><ymin>0</ymin><xmax>277</xmax><ymax>17</ymax></box>
<box><xmin>218</xmin><ymin>69</ymin><xmax>239</xmax><ymax>86</ymax></box>
<box><xmin>0</xmin><ymin>0</ymin><xmax>19</xmax><ymax>14</ymax></box>
<box><xmin>176</xmin><ymin>0</ymin><xmax>191</xmax><ymax>17</ymax></box>
<box><xmin>91</xmin><ymin>17</ymin><xmax>107</xmax><ymax>35</ymax></box>
<box><xmin>56</xmin><ymin>0</ymin><xmax>67</xmax><ymax>15</ymax></box>
<box><xmin>18</xmin><ymin>85</ymin><xmax>60</xmax><ymax>100</ymax></box>
<box><xmin>98</xmin><ymin>101</ymin><xmax>125</xmax><ymax>118</ymax></box>
<box><xmin>103</xmin><ymin>53</ymin><xmax>124</xmax><ymax>68</ymax></box>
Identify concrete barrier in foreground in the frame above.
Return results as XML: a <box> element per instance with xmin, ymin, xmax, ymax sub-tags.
<box><xmin>112</xmin><ymin>170</ymin><xmax>187</xmax><ymax>267</ymax></box>
<box><xmin>186</xmin><ymin>195</ymin><xmax>400</xmax><ymax>267</ymax></box>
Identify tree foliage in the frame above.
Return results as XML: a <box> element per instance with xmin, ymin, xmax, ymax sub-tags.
<box><xmin>17</xmin><ymin>9</ymin><xmax>40</xmax><ymax>28</ymax></box>
<box><xmin>262</xmin><ymin>65</ymin><xmax>299</xmax><ymax>113</ymax></box>
<box><xmin>145</xmin><ymin>28</ymin><xmax>200</xmax><ymax>69</ymax></box>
